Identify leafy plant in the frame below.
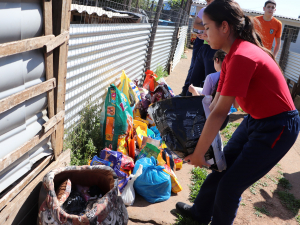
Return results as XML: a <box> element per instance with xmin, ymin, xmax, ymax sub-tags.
<box><xmin>189</xmin><ymin>167</ymin><xmax>208</xmax><ymax>202</ymax></box>
<box><xmin>278</xmin><ymin>177</ymin><xmax>292</xmax><ymax>190</ymax></box>
<box><xmin>64</xmin><ymin>101</ymin><xmax>102</xmax><ymax>166</ymax></box>
<box><xmin>276</xmin><ymin>190</ymin><xmax>300</xmax><ymax>215</ymax></box>
<box><xmin>254</xmin><ymin>206</ymin><xmax>270</xmax><ymax>216</ymax></box>
<box><xmin>181</xmin><ymin>53</ymin><xmax>187</xmax><ymax>59</ymax></box>
<box><xmin>155</xmin><ymin>65</ymin><xmax>169</xmax><ymax>79</ymax></box>
<box><xmin>174</xmin><ymin>214</ymin><xmax>201</xmax><ymax>225</ymax></box>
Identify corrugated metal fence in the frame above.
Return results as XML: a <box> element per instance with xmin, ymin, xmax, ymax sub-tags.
<box><xmin>65</xmin><ymin>24</ymin><xmax>151</xmax><ymax>131</ymax></box>
<box><xmin>150</xmin><ymin>25</ymin><xmax>175</xmax><ymax>72</ymax></box>
<box><xmin>172</xmin><ymin>26</ymin><xmax>188</xmax><ymax>71</ymax></box>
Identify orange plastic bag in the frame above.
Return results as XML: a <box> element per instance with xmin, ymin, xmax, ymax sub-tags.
<box><xmin>143</xmin><ymin>70</ymin><xmax>158</xmax><ymax>92</ymax></box>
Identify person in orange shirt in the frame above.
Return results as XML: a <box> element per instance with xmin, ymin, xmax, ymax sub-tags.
<box><xmin>254</xmin><ymin>0</ymin><xmax>282</xmax><ymax>58</ymax></box>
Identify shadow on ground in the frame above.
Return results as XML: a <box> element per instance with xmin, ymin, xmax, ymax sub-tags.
<box><xmin>253</xmin><ymin>171</ymin><xmax>300</xmax><ymax>221</ymax></box>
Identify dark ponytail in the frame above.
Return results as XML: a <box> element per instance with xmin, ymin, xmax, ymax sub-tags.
<box><xmin>204</xmin><ymin>0</ymin><xmax>277</xmax><ymax>62</ymax></box>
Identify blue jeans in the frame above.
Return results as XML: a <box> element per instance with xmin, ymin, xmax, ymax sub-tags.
<box><xmin>191</xmin><ymin>110</ymin><xmax>300</xmax><ymax>225</ymax></box>
<box><xmin>186</xmin><ymin>44</ymin><xmax>217</xmax><ymax>96</ymax></box>
<box><xmin>181</xmin><ymin>38</ymin><xmax>204</xmax><ymax>95</ymax></box>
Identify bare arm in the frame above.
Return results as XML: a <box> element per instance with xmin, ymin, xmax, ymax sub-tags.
<box><xmin>233</xmin><ymin>99</ymin><xmax>239</xmax><ymax>109</ymax></box>
<box><xmin>185</xmin><ymin>95</ymin><xmax>235</xmax><ymax>167</ymax></box>
<box><xmin>193</xmin><ymin>16</ymin><xmax>205</xmax><ymax>31</ymax></box>
<box><xmin>209</xmin><ymin>92</ymin><xmax>220</xmax><ymax>111</ymax></box>
<box><xmin>274</xmin><ymin>37</ymin><xmax>281</xmax><ymax>58</ymax></box>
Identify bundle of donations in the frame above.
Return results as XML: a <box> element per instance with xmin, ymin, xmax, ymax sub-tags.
<box><xmin>43</xmin><ymin>69</ymin><xmax>228</xmax><ymax>223</ymax></box>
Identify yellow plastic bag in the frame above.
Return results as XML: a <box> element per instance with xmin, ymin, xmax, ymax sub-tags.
<box><xmin>133</xmin><ymin>120</ymin><xmax>148</xmax><ymax>134</ymax></box>
<box><xmin>163</xmin><ymin>165</ymin><xmax>183</xmax><ymax>193</ymax></box>
<box><xmin>136</xmin><ymin>126</ymin><xmax>147</xmax><ymax>149</ymax></box>
<box><xmin>117</xmin><ymin>136</ymin><xmax>129</xmax><ymax>155</ymax></box>
<box><xmin>134</xmin><ymin>117</ymin><xmax>149</xmax><ymax>126</ymax></box>
<box><xmin>118</xmin><ymin>70</ymin><xmax>136</xmax><ymax>108</ymax></box>
<box><xmin>157</xmin><ymin>154</ymin><xmax>166</xmax><ymax>166</ymax></box>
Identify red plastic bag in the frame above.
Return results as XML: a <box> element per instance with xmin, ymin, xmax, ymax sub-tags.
<box><xmin>143</xmin><ymin>70</ymin><xmax>158</xmax><ymax>92</ymax></box>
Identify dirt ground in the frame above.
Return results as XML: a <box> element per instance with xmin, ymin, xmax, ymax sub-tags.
<box><xmin>127</xmin><ymin>49</ymin><xmax>300</xmax><ymax>225</ymax></box>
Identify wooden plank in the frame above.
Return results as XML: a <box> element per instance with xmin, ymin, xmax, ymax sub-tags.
<box><xmin>43</xmin><ymin>0</ymin><xmax>57</xmax><ymax>159</ymax></box>
<box><xmin>0</xmin><ymin>126</ymin><xmax>57</xmax><ymax>172</ymax></box>
<box><xmin>54</xmin><ymin>0</ymin><xmax>72</xmax><ymax>159</ymax></box>
<box><xmin>0</xmin><ymin>149</ymin><xmax>70</xmax><ymax>225</ymax></box>
<box><xmin>0</xmin><ymin>35</ymin><xmax>54</xmax><ymax>58</ymax></box>
<box><xmin>42</xmin><ymin>110</ymin><xmax>65</xmax><ymax>133</ymax></box>
<box><xmin>0</xmin><ymin>78</ymin><xmax>56</xmax><ymax>114</ymax></box>
<box><xmin>0</xmin><ymin>156</ymin><xmax>52</xmax><ymax>211</ymax></box>
<box><xmin>45</xmin><ymin>31</ymin><xmax>69</xmax><ymax>53</ymax></box>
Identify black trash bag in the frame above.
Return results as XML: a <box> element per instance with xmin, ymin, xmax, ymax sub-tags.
<box><xmin>149</xmin><ymin>96</ymin><xmax>226</xmax><ymax>172</ymax></box>
<box><xmin>62</xmin><ymin>191</ymin><xmax>86</xmax><ymax>215</ymax></box>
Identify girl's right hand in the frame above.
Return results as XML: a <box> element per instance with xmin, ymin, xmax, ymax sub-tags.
<box><xmin>189</xmin><ymin>84</ymin><xmax>199</xmax><ymax>96</ymax></box>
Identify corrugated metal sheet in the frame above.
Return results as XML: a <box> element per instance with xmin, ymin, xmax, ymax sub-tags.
<box><xmin>65</xmin><ymin>24</ymin><xmax>151</xmax><ymax>131</ymax></box>
<box><xmin>150</xmin><ymin>25</ymin><xmax>175</xmax><ymax>72</ymax></box>
<box><xmin>172</xmin><ymin>26</ymin><xmax>188</xmax><ymax>71</ymax></box>
<box><xmin>284</xmin><ymin>51</ymin><xmax>300</xmax><ymax>83</ymax></box>
<box><xmin>0</xmin><ymin>0</ymin><xmax>52</xmax><ymax>193</ymax></box>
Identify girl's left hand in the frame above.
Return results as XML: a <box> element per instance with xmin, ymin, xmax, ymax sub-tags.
<box><xmin>184</xmin><ymin>152</ymin><xmax>211</xmax><ymax>168</ymax></box>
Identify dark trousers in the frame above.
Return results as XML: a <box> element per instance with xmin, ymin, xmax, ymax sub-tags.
<box><xmin>181</xmin><ymin>38</ymin><xmax>204</xmax><ymax>95</ymax></box>
<box><xmin>191</xmin><ymin>110</ymin><xmax>300</xmax><ymax>225</ymax></box>
<box><xmin>185</xmin><ymin>44</ymin><xmax>217</xmax><ymax>96</ymax></box>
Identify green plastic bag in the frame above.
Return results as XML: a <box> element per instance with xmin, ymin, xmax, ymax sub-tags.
<box><xmin>103</xmin><ymin>84</ymin><xmax>133</xmax><ymax>151</ymax></box>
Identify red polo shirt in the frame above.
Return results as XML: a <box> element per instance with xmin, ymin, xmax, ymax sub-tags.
<box><xmin>217</xmin><ymin>38</ymin><xmax>295</xmax><ymax>119</ymax></box>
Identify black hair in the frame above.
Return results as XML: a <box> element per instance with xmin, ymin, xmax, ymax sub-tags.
<box><xmin>210</xmin><ymin>50</ymin><xmax>226</xmax><ymax>98</ymax></box>
<box><xmin>264</xmin><ymin>0</ymin><xmax>276</xmax><ymax>7</ymax></box>
<box><xmin>204</xmin><ymin>0</ymin><xmax>278</xmax><ymax>63</ymax></box>
<box><xmin>213</xmin><ymin>49</ymin><xmax>226</xmax><ymax>63</ymax></box>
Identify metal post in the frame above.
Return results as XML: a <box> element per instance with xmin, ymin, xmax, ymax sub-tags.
<box><xmin>145</xmin><ymin>0</ymin><xmax>164</xmax><ymax>71</ymax></box>
<box><xmin>128</xmin><ymin>0</ymin><xmax>132</xmax><ymax>11</ymax></box>
<box><xmin>279</xmin><ymin>28</ymin><xmax>293</xmax><ymax>71</ymax></box>
<box><xmin>136</xmin><ymin>0</ymin><xmax>139</xmax><ymax>13</ymax></box>
<box><xmin>167</xmin><ymin>0</ymin><xmax>185</xmax><ymax>72</ymax></box>
<box><xmin>149</xmin><ymin>1</ymin><xmax>154</xmax><ymax>22</ymax></box>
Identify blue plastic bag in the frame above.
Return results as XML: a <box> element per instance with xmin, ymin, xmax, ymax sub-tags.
<box><xmin>133</xmin><ymin>156</ymin><xmax>171</xmax><ymax>203</ymax></box>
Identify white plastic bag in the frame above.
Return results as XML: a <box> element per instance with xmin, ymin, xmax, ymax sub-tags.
<box><xmin>121</xmin><ymin>164</ymin><xmax>143</xmax><ymax>206</ymax></box>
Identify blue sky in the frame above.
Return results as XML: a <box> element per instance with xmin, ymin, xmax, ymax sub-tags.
<box><xmin>236</xmin><ymin>0</ymin><xmax>300</xmax><ymax>19</ymax></box>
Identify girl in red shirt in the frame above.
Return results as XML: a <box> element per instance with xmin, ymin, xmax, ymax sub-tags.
<box><xmin>176</xmin><ymin>0</ymin><xmax>300</xmax><ymax>224</ymax></box>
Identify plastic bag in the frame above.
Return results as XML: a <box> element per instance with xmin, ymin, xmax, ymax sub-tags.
<box><xmin>149</xmin><ymin>96</ymin><xmax>226</xmax><ymax>172</ymax></box>
<box><xmin>62</xmin><ymin>191</ymin><xmax>86</xmax><ymax>215</ymax></box>
<box><xmin>118</xmin><ymin>70</ymin><xmax>136</xmax><ymax>108</ymax></box>
<box><xmin>163</xmin><ymin>165</ymin><xmax>182</xmax><ymax>194</ymax></box>
<box><xmin>121</xmin><ymin>154</ymin><xmax>135</xmax><ymax>171</ymax></box>
<box><xmin>137</xmin><ymin>143</ymin><xmax>161</xmax><ymax>160</ymax></box>
<box><xmin>99</xmin><ymin>148</ymin><xmax>122</xmax><ymax>170</ymax></box>
<box><xmin>143</xmin><ymin>70</ymin><xmax>158</xmax><ymax>92</ymax></box>
<box><xmin>133</xmin><ymin>156</ymin><xmax>171</xmax><ymax>203</ymax></box>
<box><xmin>103</xmin><ymin>84</ymin><xmax>133</xmax><ymax>151</ymax></box>
<box><xmin>121</xmin><ymin>164</ymin><xmax>143</xmax><ymax>205</ymax></box>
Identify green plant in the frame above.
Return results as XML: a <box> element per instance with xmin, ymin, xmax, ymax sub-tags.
<box><xmin>241</xmin><ymin>202</ymin><xmax>246</xmax><ymax>206</ymax></box>
<box><xmin>189</xmin><ymin>167</ymin><xmax>208</xmax><ymax>202</ymax></box>
<box><xmin>64</xmin><ymin>101</ymin><xmax>102</xmax><ymax>166</ymax></box>
<box><xmin>296</xmin><ymin>214</ymin><xmax>300</xmax><ymax>224</ymax></box>
<box><xmin>181</xmin><ymin>53</ymin><xmax>187</xmax><ymax>59</ymax></box>
<box><xmin>278</xmin><ymin>177</ymin><xmax>292</xmax><ymax>190</ymax></box>
<box><xmin>250</xmin><ymin>187</ymin><xmax>257</xmax><ymax>195</ymax></box>
<box><xmin>254</xmin><ymin>206</ymin><xmax>270</xmax><ymax>216</ymax></box>
<box><xmin>155</xmin><ymin>65</ymin><xmax>169</xmax><ymax>79</ymax></box>
<box><xmin>276</xmin><ymin>190</ymin><xmax>300</xmax><ymax>215</ymax></box>
<box><xmin>174</xmin><ymin>214</ymin><xmax>200</xmax><ymax>225</ymax></box>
